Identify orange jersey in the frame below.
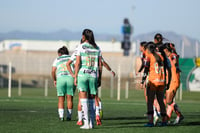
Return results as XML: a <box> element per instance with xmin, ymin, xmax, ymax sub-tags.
<box><xmin>168</xmin><ymin>53</ymin><xmax>180</xmax><ymax>90</ymax></box>
<box><xmin>147</xmin><ymin>52</ymin><xmax>165</xmax><ymax>90</ymax></box>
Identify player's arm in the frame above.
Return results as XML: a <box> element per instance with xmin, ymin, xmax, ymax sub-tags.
<box><xmin>74</xmin><ymin>56</ymin><xmax>81</xmax><ymax>86</ymax></box>
<box><xmin>102</xmin><ymin>60</ymin><xmax>115</xmax><ymax>77</ymax></box>
<box><xmin>98</xmin><ymin>56</ymin><xmax>103</xmax><ymax>87</ymax></box>
<box><xmin>51</xmin><ymin>66</ymin><xmax>57</xmax><ymax>87</ymax></box>
<box><xmin>165</xmin><ymin>58</ymin><xmax>172</xmax><ymax>90</ymax></box>
<box><xmin>141</xmin><ymin>61</ymin><xmax>149</xmax><ymax>85</ymax></box>
<box><xmin>66</xmin><ymin>60</ymin><xmax>74</xmax><ymax>77</ymax></box>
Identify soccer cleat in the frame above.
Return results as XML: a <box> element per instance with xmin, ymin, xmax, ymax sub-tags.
<box><xmin>144</xmin><ymin>122</ymin><xmax>154</xmax><ymax>127</ymax></box>
<box><xmin>80</xmin><ymin>124</ymin><xmax>90</xmax><ymax>129</ymax></box>
<box><xmin>59</xmin><ymin>117</ymin><xmax>64</xmax><ymax>122</ymax></box>
<box><xmin>77</xmin><ymin>121</ymin><xmax>83</xmax><ymax>126</ymax></box>
<box><xmin>66</xmin><ymin>117</ymin><xmax>71</xmax><ymax>121</ymax></box>
<box><xmin>100</xmin><ymin>109</ymin><xmax>103</xmax><ymax>119</ymax></box>
<box><xmin>153</xmin><ymin>115</ymin><xmax>159</xmax><ymax>126</ymax></box>
<box><xmin>160</xmin><ymin>122</ymin><xmax>167</xmax><ymax>126</ymax></box>
<box><xmin>96</xmin><ymin>115</ymin><xmax>102</xmax><ymax>125</ymax></box>
<box><xmin>173</xmin><ymin>115</ymin><xmax>184</xmax><ymax>125</ymax></box>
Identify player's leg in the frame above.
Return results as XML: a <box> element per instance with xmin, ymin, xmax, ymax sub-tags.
<box><xmin>173</xmin><ymin>103</ymin><xmax>184</xmax><ymax>125</ymax></box>
<box><xmin>78</xmin><ymin>77</ymin><xmax>90</xmax><ymax>129</ymax></box>
<box><xmin>66</xmin><ymin>77</ymin><xmax>75</xmax><ymax>121</ymax></box>
<box><xmin>88</xmin><ymin>77</ymin><xmax>99</xmax><ymax>128</ymax></box>
<box><xmin>56</xmin><ymin>78</ymin><xmax>66</xmax><ymax>121</ymax></box>
<box><xmin>145</xmin><ymin>87</ymin><xmax>155</xmax><ymax>127</ymax></box>
<box><xmin>58</xmin><ymin>96</ymin><xmax>65</xmax><ymax>121</ymax></box>
<box><xmin>77</xmin><ymin>93</ymin><xmax>83</xmax><ymax>125</ymax></box>
<box><xmin>166</xmin><ymin>89</ymin><xmax>175</xmax><ymax>121</ymax></box>
<box><xmin>95</xmin><ymin>95</ymin><xmax>102</xmax><ymax>125</ymax></box>
<box><xmin>66</xmin><ymin>95</ymin><xmax>73</xmax><ymax>121</ymax></box>
<box><xmin>156</xmin><ymin>88</ymin><xmax>167</xmax><ymax>126</ymax></box>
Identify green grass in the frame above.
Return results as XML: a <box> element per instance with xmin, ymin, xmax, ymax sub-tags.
<box><xmin>0</xmin><ymin>88</ymin><xmax>200</xmax><ymax>133</ymax></box>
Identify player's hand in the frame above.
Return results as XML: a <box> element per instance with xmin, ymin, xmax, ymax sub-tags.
<box><xmin>74</xmin><ymin>77</ymin><xmax>77</xmax><ymax>86</ymax></box>
<box><xmin>54</xmin><ymin>81</ymin><xmax>56</xmax><ymax>87</ymax></box>
<box><xmin>111</xmin><ymin>71</ymin><xmax>116</xmax><ymax>77</ymax></box>
<box><xmin>140</xmin><ymin>82</ymin><xmax>145</xmax><ymax>89</ymax></box>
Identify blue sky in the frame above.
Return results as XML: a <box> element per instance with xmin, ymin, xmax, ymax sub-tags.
<box><xmin>0</xmin><ymin>0</ymin><xmax>200</xmax><ymax>40</ymax></box>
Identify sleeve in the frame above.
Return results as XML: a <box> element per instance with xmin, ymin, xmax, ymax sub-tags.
<box><xmin>52</xmin><ymin>58</ymin><xmax>57</xmax><ymax>67</ymax></box>
<box><xmin>141</xmin><ymin>58</ymin><xmax>150</xmax><ymax>84</ymax></box>
<box><xmin>76</xmin><ymin>45</ymin><xmax>82</xmax><ymax>56</ymax></box>
<box><xmin>70</xmin><ymin>49</ymin><xmax>78</xmax><ymax>61</ymax></box>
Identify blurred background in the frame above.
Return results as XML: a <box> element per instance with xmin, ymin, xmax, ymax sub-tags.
<box><xmin>0</xmin><ymin>0</ymin><xmax>200</xmax><ymax>98</ymax></box>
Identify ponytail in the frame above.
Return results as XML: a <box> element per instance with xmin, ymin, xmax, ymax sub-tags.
<box><xmin>147</xmin><ymin>42</ymin><xmax>163</xmax><ymax>66</ymax></box>
<box><xmin>82</xmin><ymin>29</ymin><xmax>97</xmax><ymax>49</ymax></box>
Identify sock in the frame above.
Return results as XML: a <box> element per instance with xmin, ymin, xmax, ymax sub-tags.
<box><xmin>99</xmin><ymin>101</ymin><xmax>102</xmax><ymax>110</ymax></box>
<box><xmin>80</xmin><ymin>98</ymin><xmax>89</xmax><ymax>126</ymax></box>
<box><xmin>89</xmin><ymin>99</ymin><xmax>95</xmax><ymax>128</ymax></box>
<box><xmin>78</xmin><ymin>111</ymin><xmax>82</xmax><ymax>122</ymax></box>
<box><xmin>58</xmin><ymin>108</ymin><xmax>64</xmax><ymax>118</ymax></box>
<box><xmin>174</xmin><ymin>104</ymin><xmax>181</xmax><ymax>117</ymax></box>
<box><xmin>67</xmin><ymin>109</ymin><xmax>72</xmax><ymax>119</ymax></box>
<box><xmin>153</xmin><ymin>106</ymin><xmax>157</xmax><ymax>117</ymax></box>
<box><xmin>96</xmin><ymin>106</ymin><xmax>100</xmax><ymax>116</ymax></box>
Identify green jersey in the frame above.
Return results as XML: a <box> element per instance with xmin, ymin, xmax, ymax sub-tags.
<box><xmin>52</xmin><ymin>54</ymin><xmax>74</xmax><ymax>78</ymax></box>
<box><xmin>76</xmin><ymin>42</ymin><xmax>101</xmax><ymax>78</ymax></box>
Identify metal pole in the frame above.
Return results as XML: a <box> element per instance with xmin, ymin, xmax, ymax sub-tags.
<box><xmin>44</xmin><ymin>79</ymin><xmax>48</xmax><ymax>97</ymax></box>
<box><xmin>18</xmin><ymin>78</ymin><xmax>22</xmax><ymax>96</ymax></box>
<box><xmin>117</xmin><ymin>65</ymin><xmax>121</xmax><ymax>101</ymax></box>
<box><xmin>8</xmin><ymin>62</ymin><xmax>12</xmax><ymax>98</ymax></box>
<box><xmin>125</xmin><ymin>81</ymin><xmax>129</xmax><ymax>99</ymax></box>
<box><xmin>110</xmin><ymin>74</ymin><xmax>114</xmax><ymax>98</ymax></box>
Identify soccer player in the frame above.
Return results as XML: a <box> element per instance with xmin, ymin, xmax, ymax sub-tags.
<box><xmin>153</xmin><ymin>33</ymin><xmax>172</xmax><ymax>125</ymax></box>
<box><xmin>51</xmin><ymin>46</ymin><xmax>75</xmax><ymax>121</ymax></box>
<box><xmin>67</xmin><ymin>40</ymin><xmax>115</xmax><ymax>126</ymax></box>
<box><xmin>67</xmin><ymin>29</ymin><xmax>102</xmax><ymax>129</ymax></box>
<box><xmin>163</xmin><ymin>43</ymin><xmax>184</xmax><ymax>125</ymax></box>
<box><xmin>136</xmin><ymin>41</ymin><xmax>147</xmax><ymax>76</ymax></box>
<box><xmin>144</xmin><ymin>43</ymin><xmax>167</xmax><ymax>127</ymax></box>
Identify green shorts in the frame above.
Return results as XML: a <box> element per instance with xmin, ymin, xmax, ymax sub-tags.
<box><xmin>77</xmin><ymin>76</ymin><xmax>98</xmax><ymax>95</ymax></box>
<box><xmin>56</xmin><ymin>76</ymin><xmax>75</xmax><ymax>96</ymax></box>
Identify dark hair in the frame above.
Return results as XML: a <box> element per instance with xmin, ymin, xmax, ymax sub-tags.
<box><xmin>124</xmin><ymin>18</ymin><xmax>129</xmax><ymax>24</ymax></box>
<box><xmin>154</xmin><ymin>33</ymin><xmax>163</xmax><ymax>43</ymax></box>
<box><xmin>163</xmin><ymin>42</ymin><xmax>177</xmax><ymax>54</ymax></box>
<box><xmin>58</xmin><ymin>46</ymin><xmax>69</xmax><ymax>55</ymax></box>
<box><xmin>82</xmin><ymin>29</ymin><xmax>97</xmax><ymax>48</ymax></box>
<box><xmin>147</xmin><ymin>42</ymin><xmax>163</xmax><ymax>66</ymax></box>
<box><xmin>140</xmin><ymin>41</ymin><xmax>147</xmax><ymax>47</ymax></box>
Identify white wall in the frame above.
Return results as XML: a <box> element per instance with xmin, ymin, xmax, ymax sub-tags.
<box><xmin>0</xmin><ymin>40</ymin><xmax>136</xmax><ymax>53</ymax></box>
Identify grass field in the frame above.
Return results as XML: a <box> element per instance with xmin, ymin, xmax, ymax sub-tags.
<box><xmin>0</xmin><ymin>88</ymin><xmax>200</xmax><ymax>133</ymax></box>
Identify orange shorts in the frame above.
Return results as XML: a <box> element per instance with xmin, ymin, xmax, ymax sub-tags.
<box><xmin>148</xmin><ymin>82</ymin><xmax>165</xmax><ymax>91</ymax></box>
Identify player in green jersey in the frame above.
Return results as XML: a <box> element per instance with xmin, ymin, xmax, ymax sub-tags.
<box><xmin>52</xmin><ymin>46</ymin><xmax>75</xmax><ymax>121</ymax></box>
<box><xmin>68</xmin><ymin>29</ymin><xmax>102</xmax><ymax>129</ymax></box>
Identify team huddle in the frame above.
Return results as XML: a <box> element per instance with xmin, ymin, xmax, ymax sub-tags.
<box><xmin>51</xmin><ymin>29</ymin><xmax>184</xmax><ymax>129</ymax></box>
<box><xmin>137</xmin><ymin>33</ymin><xmax>184</xmax><ymax>127</ymax></box>
<box><xmin>51</xmin><ymin>29</ymin><xmax>115</xmax><ymax>129</ymax></box>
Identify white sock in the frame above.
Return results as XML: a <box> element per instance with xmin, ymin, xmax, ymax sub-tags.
<box><xmin>78</xmin><ymin>111</ymin><xmax>82</xmax><ymax>121</ymax></box>
<box><xmin>99</xmin><ymin>101</ymin><xmax>102</xmax><ymax>110</ymax></box>
<box><xmin>67</xmin><ymin>109</ymin><xmax>72</xmax><ymax>118</ymax></box>
<box><xmin>96</xmin><ymin>106</ymin><xmax>100</xmax><ymax>116</ymax></box>
<box><xmin>153</xmin><ymin>106</ymin><xmax>157</xmax><ymax>117</ymax></box>
<box><xmin>89</xmin><ymin>99</ymin><xmax>95</xmax><ymax>128</ymax></box>
<box><xmin>58</xmin><ymin>108</ymin><xmax>64</xmax><ymax>118</ymax></box>
<box><xmin>80</xmin><ymin>98</ymin><xmax>89</xmax><ymax>126</ymax></box>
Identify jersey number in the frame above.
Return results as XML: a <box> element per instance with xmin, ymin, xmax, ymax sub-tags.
<box><xmin>60</xmin><ymin>63</ymin><xmax>67</xmax><ymax>71</ymax></box>
<box><xmin>86</xmin><ymin>56</ymin><xmax>95</xmax><ymax>67</ymax></box>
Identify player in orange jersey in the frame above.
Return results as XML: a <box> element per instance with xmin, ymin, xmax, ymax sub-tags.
<box><xmin>144</xmin><ymin>42</ymin><xmax>167</xmax><ymax>127</ymax></box>
<box><xmin>163</xmin><ymin>43</ymin><xmax>184</xmax><ymax>125</ymax></box>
